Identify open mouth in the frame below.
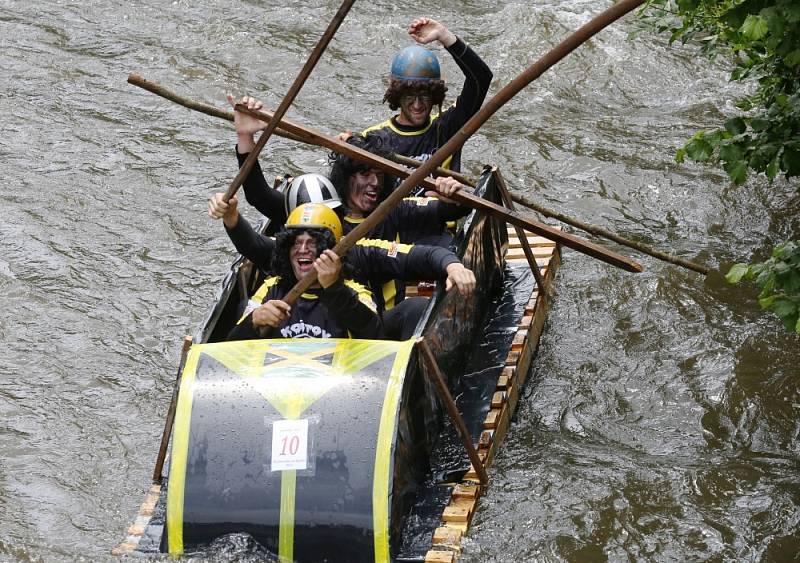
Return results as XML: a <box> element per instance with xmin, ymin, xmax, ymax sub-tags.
<box><xmin>296</xmin><ymin>257</ymin><xmax>314</xmax><ymax>271</ymax></box>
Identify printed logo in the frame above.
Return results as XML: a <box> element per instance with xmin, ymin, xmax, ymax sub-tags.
<box><xmin>280</xmin><ymin>319</ymin><xmax>332</xmax><ymax>339</ymax></box>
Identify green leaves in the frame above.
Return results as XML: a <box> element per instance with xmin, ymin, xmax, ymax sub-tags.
<box><xmin>728</xmin><ymin>160</ymin><xmax>749</xmax><ymax>183</ymax></box>
<box><xmin>724</xmin><ymin>117</ymin><xmax>747</xmax><ymax>135</ymax></box>
<box><xmin>726</xmin><ymin>242</ymin><xmax>800</xmax><ymax>333</ymax></box>
<box><xmin>741</xmin><ymin>15</ymin><xmax>769</xmax><ymax>41</ymax></box>
<box><xmin>683</xmin><ymin>133</ymin><xmax>714</xmax><ymax>162</ymax></box>
<box><xmin>643</xmin><ymin>0</ymin><xmax>800</xmax><ymax>186</ymax></box>
<box><xmin>640</xmin><ymin>1</ymin><xmax>800</xmax><ymax>333</ymax></box>
<box><xmin>782</xmin><ymin>147</ymin><xmax>800</xmax><ymax>177</ymax></box>
<box><xmin>725</xmin><ymin>263</ymin><xmax>751</xmax><ymax>283</ymax></box>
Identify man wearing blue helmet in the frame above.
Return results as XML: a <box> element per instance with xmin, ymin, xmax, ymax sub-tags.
<box><xmin>358</xmin><ymin>18</ymin><xmax>492</xmax><ymax>191</ymax></box>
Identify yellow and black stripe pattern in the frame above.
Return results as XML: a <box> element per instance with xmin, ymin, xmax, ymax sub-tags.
<box><xmin>166</xmin><ymin>338</ymin><xmax>414</xmax><ymax>561</ymax></box>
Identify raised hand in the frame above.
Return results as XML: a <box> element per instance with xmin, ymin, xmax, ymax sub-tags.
<box><xmin>227</xmin><ymin>94</ymin><xmax>268</xmax><ymax>152</ymax></box>
<box><xmin>408</xmin><ymin>18</ymin><xmax>456</xmax><ymax>48</ymax></box>
<box><xmin>207</xmin><ymin>193</ymin><xmax>239</xmax><ymax>228</ymax></box>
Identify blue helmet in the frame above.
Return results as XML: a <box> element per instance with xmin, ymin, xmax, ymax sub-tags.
<box><xmin>390</xmin><ymin>45</ymin><xmax>441</xmax><ymax>81</ymax></box>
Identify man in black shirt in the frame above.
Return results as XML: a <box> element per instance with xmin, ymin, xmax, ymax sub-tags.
<box><xmin>227</xmin><ymin>204</ymin><xmax>382</xmax><ymax>341</ymax></box>
<box><xmin>348</xmin><ymin>18</ymin><xmax>493</xmax><ymax>187</ymax></box>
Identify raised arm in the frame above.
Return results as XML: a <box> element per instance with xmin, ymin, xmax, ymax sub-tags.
<box><xmin>228</xmin><ymin>94</ymin><xmax>288</xmax><ymax>224</ymax></box>
<box><xmin>208</xmin><ymin>192</ymin><xmax>275</xmax><ymax>272</ymax></box>
<box><xmin>444</xmin><ymin>35</ymin><xmax>493</xmax><ymax>117</ymax></box>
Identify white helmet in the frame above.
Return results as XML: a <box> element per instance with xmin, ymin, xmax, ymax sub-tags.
<box><xmin>284</xmin><ymin>174</ymin><xmax>342</xmax><ymax>215</ymax></box>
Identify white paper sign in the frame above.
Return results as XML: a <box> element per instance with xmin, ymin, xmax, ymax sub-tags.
<box><xmin>271</xmin><ymin>419</ymin><xmax>309</xmax><ymax>471</ymax></box>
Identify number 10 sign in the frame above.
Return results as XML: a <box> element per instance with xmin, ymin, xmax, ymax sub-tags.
<box><xmin>271</xmin><ymin>419</ymin><xmax>309</xmax><ymax>471</ymax></box>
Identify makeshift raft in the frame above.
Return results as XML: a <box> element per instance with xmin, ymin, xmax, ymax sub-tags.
<box><xmin>114</xmin><ymin>167</ymin><xmax>561</xmax><ymax>561</ymax></box>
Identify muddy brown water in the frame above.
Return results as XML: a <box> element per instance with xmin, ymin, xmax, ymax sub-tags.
<box><xmin>1</xmin><ymin>1</ymin><xmax>798</xmax><ymax>561</ymax></box>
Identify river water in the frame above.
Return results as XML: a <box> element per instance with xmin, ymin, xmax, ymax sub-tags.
<box><xmin>1</xmin><ymin>0</ymin><xmax>798</xmax><ymax>561</ymax></box>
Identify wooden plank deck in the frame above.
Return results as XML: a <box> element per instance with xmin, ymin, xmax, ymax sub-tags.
<box><xmin>112</xmin><ymin>483</ymin><xmax>161</xmax><ymax>555</ymax></box>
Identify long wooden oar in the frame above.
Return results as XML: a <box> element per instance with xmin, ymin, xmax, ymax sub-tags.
<box><xmin>508</xmin><ymin>191</ymin><xmax>709</xmax><ymax>274</ymax></box>
<box><xmin>152</xmin><ymin>335</ymin><xmax>193</xmax><ymax>483</ymax></box>
<box><xmin>383</xmin><ymin>157</ymin><xmax>710</xmax><ymax>275</ymax></box>
<box><xmin>232</xmin><ymin>102</ymin><xmax>642</xmax><ymax>274</ymax></box>
<box><xmin>127</xmin><ymin>73</ymin><xmax>641</xmax><ymax>272</ymax></box>
<box><xmin>128</xmin><ymin>73</ymin><xmax>708</xmax><ymax>274</ymax></box>
<box><xmin>418</xmin><ymin>338</ymin><xmax>489</xmax><ymax>485</ymax></box>
<box><xmin>222</xmin><ymin>0</ymin><xmax>355</xmax><ymax>203</ymax></box>
<box><xmin>127</xmin><ymin>74</ymin><xmax>699</xmax><ymax>274</ymax></box>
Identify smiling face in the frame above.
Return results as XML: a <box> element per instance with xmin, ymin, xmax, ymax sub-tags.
<box><xmin>346</xmin><ymin>168</ymin><xmax>384</xmax><ymax>216</ymax></box>
<box><xmin>289</xmin><ymin>232</ymin><xmax>319</xmax><ymax>284</ymax></box>
<box><xmin>396</xmin><ymin>91</ymin><xmax>433</xmax><ymax>127</ymax></box>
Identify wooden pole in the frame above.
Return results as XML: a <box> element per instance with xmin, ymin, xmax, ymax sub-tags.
<box><xmin>233</xmin><ymin>107</ymin><xmax>643</xmax><ymax>276</ymax></box>
<box><xmin>492</xmin><ymin>168</ymin><xmax>552</xmax><ymax>298</ymax></box>
<box><xmin>391</xmin><ymin>158</ymin><xmax>710</xmax><ymax>276</ymax></box>
<box><xmin>152</xmin><ymin>335</ymin><xmax>193</xmax><ymax>483</ymax></box>
<box><xmin>125</xmin><ymin>75</ymin><xmax>643</xmax><ymax>273</ymax></box>
<box><xmin>508</xmin><ymin>191</ymin><xmax>709</xmax><ymax>275</ymax></box>
<box><xmin>222</xmin><ymin>0</ymin><xmax>356</xmax><ymax>203</ymax></box>
<box><xmin>418</xmin><ymin>338</ymin><xmax>489</xmax><ymax>486</ymax></box>
<box><xmin>126</xmin><ymin>77</ymin><xmax>683</xmax><ymax>274</ymax></box>
<box><xmin>126</xmin><ymin>73</ymin><xmax>305</xmax><ymax>144</ymax></box>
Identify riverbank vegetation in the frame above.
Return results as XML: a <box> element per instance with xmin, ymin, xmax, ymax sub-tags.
<box><xmin>638</xmin><ymin>0</ymin><xmax>800</xmax><ymax>332</ymax></box>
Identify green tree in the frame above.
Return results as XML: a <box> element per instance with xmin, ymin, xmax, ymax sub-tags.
<box><xmin>638</xmin><ymin>0</ymin><xmax>800</xmax><ymax>332</ymax></box>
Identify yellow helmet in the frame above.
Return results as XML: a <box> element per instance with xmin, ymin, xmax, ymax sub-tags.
<box><xmin>285</xmin><ymin>203</ymin><xmax>343</xmax><ymax>242</ymax></box>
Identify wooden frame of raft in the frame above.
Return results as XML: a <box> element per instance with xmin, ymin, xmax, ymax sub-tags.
<box><xmin>423</xmin><ymin>226</ymin><xmax>561</xmax><ymax>563</ymax></box>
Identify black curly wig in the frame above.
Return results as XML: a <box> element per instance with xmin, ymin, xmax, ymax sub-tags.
<box><xmin>383</xmin><ymin>78</ymin><xmax>447</xmax><ymax>111</ymax></box>
<box><xmin>271</xmin><ymin>227</ymin><xmax>353</xmax><ymax>285</ymax></box>
<box><xmin>328</xmin><ymin>134</ymin><xmax>398</xmax><ymax>214</ymax></box>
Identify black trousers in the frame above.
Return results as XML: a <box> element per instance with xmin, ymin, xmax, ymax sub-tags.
<box><xmin>382</xmin><ymin>297</ymin><xmax>430</xmax><ymax>340</ymax></box>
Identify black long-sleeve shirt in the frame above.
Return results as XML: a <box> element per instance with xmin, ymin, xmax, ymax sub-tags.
<box><xmin>225</xmin><ymin>216</ymin><xmax>459</xmax><ymax>311</ymax></box>
<box><xmin>362</xmin><ymin>37</ymin><xmax>493</xmax><ymax>179</ymax></box>
<box><xmin>227</xmin><ymin>276</ymin><xmax>381</xmax><ymax>341</ymax></box>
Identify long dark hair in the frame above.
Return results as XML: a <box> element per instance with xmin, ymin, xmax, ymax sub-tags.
<box><xmin>328</xmin><ymin>134</ymin><xmax>397</xmax><ymax>213</ymax></box>
<box><xmin>271</xmin><ymin>228</ymin><xmax>353</xmax><ymax>285</ymax></box>
<box><xmin>382</xmin><ymin>78</ymin><xmax>447</xmax><ymax>111</ymax></box>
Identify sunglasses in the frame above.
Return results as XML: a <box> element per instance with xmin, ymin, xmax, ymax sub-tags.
<box><xmin>400</xmin><ymin>93</ymin><xmax>434</xmax><ymax>105</ymax></box>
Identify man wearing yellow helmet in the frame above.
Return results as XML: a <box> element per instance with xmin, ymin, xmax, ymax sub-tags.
<box><xmin>227</xmin><ymin>204</ymin><xmax>382</xmax><ymax>341</ymax></box>
<box><xmin>214</xmin><ymin>200</ymin><xmax>476</xmax><ymax>339</ymax></box>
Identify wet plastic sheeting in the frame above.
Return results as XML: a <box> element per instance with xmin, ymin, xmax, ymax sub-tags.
<box><xmin>397</xmin><ymin>264</ymin><xmax>533</xmax><ymax>560</ymax></box>
<box><xmin>433</xmin><ymin>263</ymin><xmax>533</xmax><ymax>474</ymax></box>
<box><xmin>397</xmin><ymin>170</ymin><xmax>524</xmax><ymax>559</ymax></box>
<box><xmin>458</xmin><ymin>263</ymin><xmax>534</xmax><ymax>442</ymax></box>
<box><xmin>420</xmin><ymin>169</ymin><xmax>507</xmax><ymax>394</ymax></box>
<box><xmin>165</xmin><ymin>339</ymin><xmax>415</xmax><ymax>562</ymax></box>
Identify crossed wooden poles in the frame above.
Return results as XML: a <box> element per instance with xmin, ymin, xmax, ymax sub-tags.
<box><xmin>143</xmin><ymin>0</ymin><xmax>688</xmax><ymax>484</ymax></box>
